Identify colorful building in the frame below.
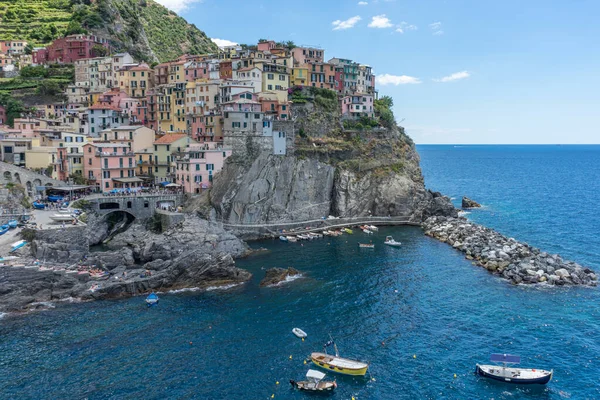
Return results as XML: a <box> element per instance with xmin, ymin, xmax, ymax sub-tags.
<box><xmin>39</xmin><ymin>34</ymin><xmax>110</xmax><ymax>64</ymax></box>
<box><xmin>83</xmin><ymin>142</ymin><xmax>140</xmax><ymax>191</ymax></box>
<box><xmin>99</xmin><ymin>125</ymin><xmax>155</xmax><ymax>153</ymax></box>
<box><xmin>292</xmin><ymin>66</ymin><xmax>309</xmax><ymax>86</ymax></box>
<box><xmin>291</xmin><ymin>46</ymin><xmax>324</xmax><ymax>65</ymax></box>
<box><xmin>118</xmin><ymin>63</ymin><xmax>154</xmax><ymax>98</ymax></box>
<box><xmin>87</xmin><ymin>104</ymin><xmax>131</xmax><ymax>137</ymax></box>
<box><xmin>341</xmin><ymin>94</ymin><xmax>375</xmax><ymax>119</ymax></box>
<box><xmin>175</xmin><ymin>142</ymin><xmax>232</xmax><ymax>193</ymax></box>
<box><xmin>152</xmin><ymin>133</ymin><xmax>196</xmax><ymax>183</ymax></box>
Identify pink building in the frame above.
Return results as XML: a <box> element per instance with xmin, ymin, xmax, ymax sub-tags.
<box><xmin>83</xmin><ymin>142</ymin><xmax>140</xmax><ymax>192</ymax></box>
<box><xmin>32</xmin><ymin>48</ymin><xmax>47</xmax><ymax>64</ymax></box>
<box><xmin>257</xmin><ymin>40</ymin><xmax>276</xmax><ymax>52</ymax></box>
<box><xmin>184</xmin><ymin>61</ymin><xmax>209</xmax><ymax>82</ymax></box>
<box><xmin>341</xmin><ymin>94</ymin><xmax>375</xmax><ymax>119</ymax></box>
<box><xmin>291</xmin><ymin>47</ymin><xmax>324</xmax><ymax>66</ymax></box>
<box><xmin>175</xmin><ymin>142</ymin><xmax>232</xmax><ymax>193</ymax></box>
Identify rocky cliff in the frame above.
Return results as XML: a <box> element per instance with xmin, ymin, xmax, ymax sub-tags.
<box><xmin>208</xmin><ymin>89</ymin><xmax>456</xmax><ymax>231</ymax></box>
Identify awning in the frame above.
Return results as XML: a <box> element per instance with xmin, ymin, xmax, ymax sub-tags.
<box><xmin>165</xmin><ymin>183</ymin><xmax>181</xmax><ymax>187</ymax></box>
<box><xmin>112</xmin><ymin>177</ymin><xmax>144</xmax><ymax>183</ymax></box>
<box><xmin>160</xmin><ymin>181</ymin><xmax>171</xmax><ymax>186</ymax></box>
<box><xmin>50</xmin><ymin>185</ymin><xmax>91</xmax><ymax>191</ymax></box>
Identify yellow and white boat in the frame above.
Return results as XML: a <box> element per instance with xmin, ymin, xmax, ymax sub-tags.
<box><xmin>311</xmin><ymin>352</ymin><xmax>369</xmax><ymax>376</ymax></box>
<box><xmin>343</xmin><ymin>228</ymin><xmax>353</xmax><ymax>234</ymax></box>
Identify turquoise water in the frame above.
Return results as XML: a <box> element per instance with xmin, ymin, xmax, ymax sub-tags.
<box><xmin>1</xmin><ymin>145</ymin><xmax>599</xmax><ymax>399</ymax></box>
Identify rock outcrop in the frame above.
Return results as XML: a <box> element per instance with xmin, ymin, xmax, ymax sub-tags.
<box><xmin>0</xmin><ymin>214</ymin><xmax>251</xmax><ymax>313</ymax></box>
<box><xmin>462</xmin><ymin>197</ymin><xmax>481</xmax><ymax>208</ymax></box>
<box><xmin>423</xmin><ymin>216</ymin><xmax>597</xmax><ymax>286</ymax></box>
<box><xmin>260</xmin><ymin>267</ymin><xmax>301</xmax><ymax>287</ymax></box>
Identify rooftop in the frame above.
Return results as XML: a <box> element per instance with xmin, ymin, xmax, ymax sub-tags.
<box><xmin>154</xmin><ymin>133</ymin><xmax>187</xmax><ymax>144</ymax></box>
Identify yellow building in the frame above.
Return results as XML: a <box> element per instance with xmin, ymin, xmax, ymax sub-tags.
<box><xmin>168</xmin><ymin>60</ymin><xmax>186</xmax><ymax>84</ymax></box>
<box><xmin>156</xmin><ymin>84</ymin><xmax>187</xmax><ymax>133</ymax></box>
<box><xmin>292</xmin><ymin>66</ymin><xmax>309</xmax><ymax>86</ymax></box>
<box><xmin>118</xmin><ymin>63</ymin><xmax>154</xmax><ymax>98</ymax></box>
<box><xmin>135</xmin><ymin>147</ymin><xmax>155</xmax><ymax>180</ymax></box>
<box><xmin>25</xmin><ymin>146</ymin><xmax>59</xmax><ymax>178</ymax></box>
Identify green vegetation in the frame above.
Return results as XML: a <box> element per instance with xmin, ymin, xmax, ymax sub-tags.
<box><xmin>0</xmin><ymin>64</ymin><xmax>72</xmax><ymax>109</ymax></box>
<box><xmin>309</xmin><ymin>87</ymin><xmax>338</xmax><ymax>112</ymax></box>
<box><xmin>374</xmin><ymin>95</ymin><xmax>395</xmax><ymax>129</ymax></box>
<box><xmin>0</xmin><ymin>0</ymin><xmax>217</xmax><ymax>62</ymax></box>
<box><xmin>0</xmin><ymin>93</ymin><xmax>24</xmax><ymax>127</ymax></box>
<box><xmin>343</xmin><ymin>116</ymin><xmax>380</xmax><ymax>131</ymax></box>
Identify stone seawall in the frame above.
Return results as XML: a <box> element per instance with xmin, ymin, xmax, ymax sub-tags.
<box><xmin>423</xmin><ymin>216</ymin><xmax>597</xmax><ymax>286</ymax></box>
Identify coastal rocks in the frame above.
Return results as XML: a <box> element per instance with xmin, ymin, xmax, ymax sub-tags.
<box><xmin>423</xmin><ymin>216</ymin><xmax>597</xmax><ymax>287</ymax></box>
<box><xmin>26</xmin><ymin>226</ymin><xmax>89</xmax><ymax>264</ymax></box>
<box><xmin>461</xmin><ymin>196</ymin><xmax>481</xmax><ymax>209</ymax></box>
<box><xmin>260</xmin><ymin>267</ymin><xmax>301</xmax><ymax>287</ymax></box>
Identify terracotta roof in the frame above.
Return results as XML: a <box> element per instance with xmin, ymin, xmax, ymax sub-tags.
<box><xmin>88</xmin><ymin>103</ymin><xmax>121</xmax><ymax>111</ymax></box>
<box><xmin>154</xmin><ymin>133</ymin><xmax>187</xmax><ymax>144</ymax></box>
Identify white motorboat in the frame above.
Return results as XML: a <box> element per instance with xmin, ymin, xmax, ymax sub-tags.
<box><xmin>384</xmin><ymin>236</ymin><xmax>402</xmax><ymax>247</ymax></box>
<box><xmin>290</xmin><ymin>369</ymin><xmax>337</xmax><ymax>392</ymax></box>
<box><xmin>476</xmin><ymin>354</ymin><xmax>553</xmax><ymax>385</ymax></box>
<box><xmin>58</xmin><ymin>208</ymin><xmax>74</xmax><ymax>214</ymax></box>
<box><xmin>49</xmin><ymin>214</ymin><xmax>74</xmax><ymax>222</ymax></box>
<box><xmin>362</xmin><ymin>229</ymin><xmax>373</xmax><ymax>234</ymax></box>
<box><xmin>286</xmin><ymin>236</ymin><xmax>297</xmax><ymax>242</ymax></box>
<box><xmin>292</xmin><ymin>327</ymin><xmax>307</xmax><ymax>338</ymax></box>
<box><xmin>368</xmin><ymin>225</ymin><xmax>379</xmax><ymax>231</ymax></box>
<box><xmin>279</xmin><ymin>236</ymin><xmax>288</xmax><ymax>242</ymax></box>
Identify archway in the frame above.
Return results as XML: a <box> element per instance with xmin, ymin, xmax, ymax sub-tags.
<box><xmin>13</xmin><ymin>172</ymin><xmax>21</xmax><ymax>184</ymax></box>
<box><xmin>33</xmin><ymin>179</ymin><xmax>42</xmax><ymax>187</ymax></box>
<box><xmin>3</xmin><ymin>171</ymin><xmax>11</xmax><ymax>181</ymax></box>
<box><xmin>26</xmin><ymin>181</ymin><xmax>32</xmax><ymax>193</ymax></box>
<box><xmin>101</xmin><ymin>210</ymin><xmax>137</xmax><ymax>243</ymax></box>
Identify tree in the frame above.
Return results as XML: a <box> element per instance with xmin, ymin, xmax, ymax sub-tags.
<box><xmin>0</xmin><ymin>94</ymin><xmax>24</xmax><ymax>127</ymax></box>
<box><xmin>258</xmin><ymin>38</ymin><xmax>268</xmax><ymax>43</ymax></box>
<box><xmin>65</xmin><ymin>20</ymin><xmax>87</xmax><ymax>35</ymax></box>
<box><xmin>36</xmin><ymin>80</ymin><xmax>62</xmax><ymax>96</ymax></box>
<box><xmin>24</xmin><ymin>44</ymin><xmax>33</xmax><ymax>55</ymax></box>
<box><xmin>91</xmin><ymin>44</ymin><xmax>108</xmax><ymax>57</ymax></box>
<box><xmin>285</xmin><ymin>41</ymin><xmax>296</xmax><ymax>50</ymax></box>
<box><xmin>376</xmin><ymin>95</ymin><xmax>394</xmax><ymax>109</ymax></box>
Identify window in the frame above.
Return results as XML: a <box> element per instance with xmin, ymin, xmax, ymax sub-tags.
<box><xmin>279</xmin><ymin>75</ymin><xmax>285</xmax><ymax>81</ymax></box>
<box><xmin>267</xmin><ymin>84</ymin><xmax>273</xmax><ymax>90</ymax></box>
<box><xmin>88</xmin><ymin>147</ymin><xmax>92</xmax><ymax>153</ymax></box>
<box><xmin>196</xmin><ymin>164</ymin><xmax>200</xmax><ymax>171</ymax></box>
<box><xmin>232</xmin><ymin>122</ymin><xmax>241</xmax><ymax>128</ymax></box>
<box><xmin>166</xmin><ymin>145</ymin><xmax>170</xmax><ymax>152</ymax></box>
<box><xmin>88</xmin><ymin>158</ymin><xmax>92</xmax><ymax>165</ymax></box>
<box><xmin>154</xmin><ymin>145</ymin><xmax>157</xmax><ymax>151</ymax></box>
<box><xmin>207</xmin><ymin>164</ymin><xmax>214</xmax><ymax>170</ymax></box>
<box><xmin>267</xmin><ymin>73</ymin><xmax>274</xmax><ymax>79</ymax></box>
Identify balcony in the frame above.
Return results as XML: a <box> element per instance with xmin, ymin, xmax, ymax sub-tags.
<box><xmin>96</xmin><ymin>151</ymin><xmax>135</xmax><ymax>157</ymax></box>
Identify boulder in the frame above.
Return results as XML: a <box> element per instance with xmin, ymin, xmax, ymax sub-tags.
<box><xmin>555</xmin><ymin>268</ymin><xmax>570</xmax><ymax>278</ymax></box>
<box><xmin>260</xmin><ymin>267</ymin><xmax>301</xmax><ymax>287</ymax></box>
<box><xmin>461</xmin><ymin>196</ymin><xmax>481</xmax><ymax>209</ymax></box>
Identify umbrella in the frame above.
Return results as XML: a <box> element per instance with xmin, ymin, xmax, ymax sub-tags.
<box><xmin>160</xmin><ymin>181</ymin><xmax>171</xmax><ymax>187</ymax></box>
<box><xmin>165</xmin><ymin>183</ymin><xmax>181</xmax><ymax>188</ymax></box>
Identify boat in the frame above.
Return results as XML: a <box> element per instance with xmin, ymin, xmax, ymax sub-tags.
<box><xmin>343</xmin><ymin>228</ymin><xmax>353</xmax><ymax>234</ymax></box>
<box><xmin>10</xmin><ymin>240</ymin><xmax>27</xmax><ymax>252</ymax></box>
<box><xmin>145</xmin><ymin>292</ymin><xmax>159</xmax><ymax>307</ymax></box>
<box><xmin>292</xmin><ymin>328</ymin><xmax>307</xmax><ymax>338</ymax></box>
<box><xmin>368</xmin><ymin>225</ymin><xmax>379</xmax><ymax>231</ymax></box>
<box><xmin>32</xmin><ymin>201</ymin><xmax>45</xmax><ymax>209</ymax></box>
<box><xmin>290</xmin><ymin>369</ymin><xmax>337</xmax><ymax>393</ymax></box>
<box><xmin>384</xmin><ymin>236</ymin><xmax>402</xmax><ymax>247</ymax></box>
<box><xmin>58</xmin><ymin>208</ymin><xmax>74</xmax><ymax>214</ymax></box>
<box><xmin>362</xmin><ymin>229</ymin><xmax>373</xmax><ymax>234</ymax></box>
<box><xmin>311</xmin><ymin>338</ymin><xmax>369</xmax><ymax>376</ymax></box>
<box><xmin>279</xmin><ymin>236</ymin><xmax>288</xmax><ymax>242</ymax></box>
<box><xmin>47</xmin><ymin>195</ymin><xmax>63</xmax><ymax>202</ymax></box>
<box><xmin>0</xmin><ymin>226</ymin><xmax>9</xmax><ymax>235</ymax></box>
<box><xmin>476</xmin><ymin>354</ymin><xmax>553</xmax><ymax>385</ymax></box>
<box><xmin>49</xmin><ymin>214</ymin><xmax>74</xmax><ymax>222</ymax></box>
<box><xmin>286</xmin><ymin>236</ymin><xmax>297</xmax><ymax>242</ymax></box>
<box><xmin>8</xmin><ymin>220</ymin><xmax>18</xmax><ymax>229</ymax></box>
<box><xmin>358</xmin><ymin>243</ymin><xmax>375</xmax><ymax>249</ymax></box>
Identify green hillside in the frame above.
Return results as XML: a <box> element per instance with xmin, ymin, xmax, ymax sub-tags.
<box><xmin>0</xmin><ymin>0</ymin><xmax>217</xmax><ymax>62</ymax></box>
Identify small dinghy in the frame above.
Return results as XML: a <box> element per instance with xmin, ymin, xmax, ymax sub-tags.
<box><xmin>358</xmin><ymin>243</ymin><xmax>374</xmax><ymax>249</ymax></box>
<box><xmin>10</xmin><ymin>240</ymin><xmax>27</xmax><ymax>252</ymax></box>
<box><xmin>0</xmin><ymin>225</ymin><xmax>9</xmax><ymax>235</ymax></box>
<box><xmin>49</xmin><ymin>214</ymin><xmax>74</xmax><ymax>222</ymax></box>
<box><xmin>8</xmin><ymin>220</ymin><xmax>18</xmax><ymax>229</ymax></box>
<box><xmin>145</xmin><ymin>292</ymin><xmax>159</xmax><ymax>307</ymax></box>
<box><xmin>343</xmin><ymin>228</ymin><xmax>353</xmax><ymax>234</ymax></box>
<box><xmin>476</xmin><ymin>354</ymin><xmax>553</xmax><ymax>385</ymax></box>
<box><xmin>290</xmin><ymin>369</ymin><xmax>337</xmax><ymax>393</ymax></box>
<box><xmin>279</xmin><ymin>236</ymin><xmax>288</xmax><ymax>242</ymax></box>
<box><xmin>292</xmin><ymin>328</ymin><xmax>307</xmax><ymax>338</ymax></box>
<box><xmin>384</xmin><ymin>236</ymin><xmax>402</xmax><ymax>247</ymax></box>
<box><xmin>368</xmin><ymin>225</ymin><xmax>378</xmax><ymax>231</ymax></box>
<box><xmin>362</xmin><ymin>229</ymin><xmax>373</xmax><ymax>234</ymax></box>
<box><xmin>32</xmin><ymin>201</ymin><xmax>45</xmax><ymax>209</ymax></box>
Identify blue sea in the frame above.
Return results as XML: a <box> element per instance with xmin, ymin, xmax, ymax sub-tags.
<box><xmin>1</xmin><ymin>145</ymin><xmax>599</xmax><ymax>399</ymax></box>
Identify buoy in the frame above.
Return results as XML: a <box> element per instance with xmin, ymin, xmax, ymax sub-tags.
<box><xmin>413</xmin><ymin>354</ymin><xmax>416</xmax><ymax>359</ymax></box>
<box><xmin>453</xmin><ymin>373</ymin><xmax>457</xmax><ymax>379</ymax></box>
<box><xmin>276</xmin><ymin>381</ymin><xmax>279</xmax><ymax>385</ymax></box>
<box><xmin>372</xmin><ymin>377</ymin><xmax>376</xmax><ymax>381</ymax></box>
<box><xmin>382</xmin><ymin>341</ymin><xmax>385</xmax><ymax>346</ymax></box>
<box><xmin>303</xmin><ymin>360</ymin><xmax>307</xmax><ymax>364</ymax></box>
<box><xmin>271</xmin><ymin>395</ymin><xmax>274</xmax><ymax>399</ymax></box>
<box><xmin>289</xmin><ymin>355</ymin><xmax>292</xmax><ymax>360</ymax></box>
<box><xmin>189</xmin><ymin>341</ymin><xmax>193</xmax><ymax>345</ymax></box>
<box><xmin>302</xmin><ymin>337</ymin><xmax>304</xmax><ymax>341</ymax></box>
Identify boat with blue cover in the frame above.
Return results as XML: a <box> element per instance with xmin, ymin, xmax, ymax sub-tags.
<box><xmin>8</xmin><ymin>220</ymin><xmax>18</xmax><ymax>229</ymax></box>
<box><xmin>0</xmin><ymin>226</ymin><xmax>9</xmax><ymax>235</ymax></box>
<box><xmin>32</xmin><ymin>201</ymin><xmax>45</xmax><ymax>209</ymax></box>
<box><xmin>48</xmin><ymin>195</ymin><xmax>63</xmax><ymax>202</ymax></box>
<box><xmin>476</xmin><ymin>354</ymin><xmax>553</xmax><ymax>385</ymax></box>
<box><xmin>10</xmin><ymin>240</ymin><xmax>27</xmax><ymax>252</ymax></box>
<box><xmin>145</xmin><ymin>292</ymin><xmax>159</xmax><ymax>307</ymax></box>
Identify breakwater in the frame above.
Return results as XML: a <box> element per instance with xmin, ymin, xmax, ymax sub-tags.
<box><xmin>423</xmin><ymin>216</ymin><xmax>597</xmax><ymax>286</ymax></box>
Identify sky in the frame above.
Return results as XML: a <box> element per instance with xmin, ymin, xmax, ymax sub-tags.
<box><xmin>156</xmin><ymin>0</ymin><xmax>600</xmax><ymax>144</ymax></box>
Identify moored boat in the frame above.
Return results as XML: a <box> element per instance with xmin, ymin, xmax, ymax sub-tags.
<box><xmin>368</xmin><ymin>225</ymin><xmax>378</xmax><ymax>231</ymax></box>
<box><xmin>290</xmin><ymin>369</ymin><xmax>337</xmax><ymax>393</ymax></box>
<box><xmin>286</xmin><ymin>236</ymin><xmax>297</xmax><ymax>242</ymax></box>
<box><xmin>0</xmin><ymin>226</ymin><xmax>9</xmax><ymax>235</ymax></box>
<box><xmin>145</xmin><ymin>292</ymin><xmax>159</xmax><ymax>307</ymax></box>
<box><xmin>279</xmin><ymin>235</ymin><xmax>288</xmax><ymax>242</ymax></box>
<box><xmin>384</xmin><ymin>236</ymin><xmax>402</xmax><ymax>247</ymax></box>
<box><xmin>358</xmin><ymin>243</ymin><xmax>374</xmax><ymax>249</ymax></box>
<box><xmin>32</xmin><ymin>201</ymin><xmax>45</xmax><ymax>209</ymax></box>
<box><xmin>8</xmin><ymin>220</ymin><xmax>18</xmax><ymax>229</ymax></box>
<box><xmin>10</xmin><ymin>240</ymin><xmax>27</xmax><ymax>252</ymax></box>
<box><xmin>311</xmin><ymin>338</ymin><xmax>369</xmax><ymax>376</ymax></box>
<box><xmin>292</xmin><ymin>327</ymin><xmax>307</xmax><ymax>338</ymax></box>
<box><xmin>57</xmin><ymin>208</ymin><xmax>74</xmax><ymax>214</ymax></box>
<box><xmin>343</xmin><ymin>228</ymin><xmax>353</xmax><ymax>234</ymax></box>
<box><xmin>362</xmin><ymin>229</ymin><xmax>373</xmax><ymax>234</ymax></box>
<box><xmin>476</xmin><ymin>354</ymin><xmax>553</xmax><ymax>385</ymax></box>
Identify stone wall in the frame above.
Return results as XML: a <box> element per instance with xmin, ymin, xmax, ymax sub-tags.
<box><xmin>88</xmin><ymin>194</ymin><xmax>184</xmax><ymax>220</ymax></box>
<box><xmin>0</xmin><ymin>161</ymin><xmax>63</xmax><ymax>197</ymax></box>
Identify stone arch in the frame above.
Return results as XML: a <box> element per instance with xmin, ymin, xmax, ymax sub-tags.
<box><xmin>33</xmin><ymin>179</ymin><xmax>42</xmax><ymax>187</ymax></box>
<box><xmin>3</xmin><ymin>171</ymin><xmax>12</xmax><ymax>181</ymax></box>
<box><xmin>26</xmin><ymin>181</ymin><xmax>32</xmax><ymax>193</ymax></box>
<box><xmin>13</xmin><ymin>172</ymin><xmax>21</xmax><ymax>184</ymax></box>
<box><xmin>103</xmin><ymin>209</ymin><xmax>136</xmax><ymax>220</ymax></box>
<box><xmin>45</xmin><ymin>183</ymin><xmax>53</xmax><ymax>187</ymax></box>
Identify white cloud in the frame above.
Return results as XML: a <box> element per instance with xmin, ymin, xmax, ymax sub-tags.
<box><xmin>358</xmin><ymin>1</ymin><xmax>368</xmax><ymax>4</ymax></box>
<box><xmin>154</xmin><ymin>0</ymin><xmax>202</xmax><ymax>13</ymax></box>
<box><xmin>433</xmin><ymin>71</ymin><xmax>470</xmax><ymax>82</ymax></box>
<box><xmin>377</xmin><ymin>74</ymin><xmax>422</xmax><ymax>85</ymax></box>
<box><xmin>211</xmin><ymin>38</ymin><xmax>238</xmax><ymax>48</ymax></box>
<box><xmin>429</xmin><ymin>21</ymin><xmax>443</xmax><ymax>35</ymax></box>
<box><xmin>368</xmin><ymin>14</ymin><xmax>393</xmax><ymax>28</ymax></box>
<box><xmin>332</xmin><ymin>16</ymin><xmax>362</xmax><ymax>30</ymax></box>
<box><xmin>396</xmin><ymin>21</ymin><xmax>417</xmax><ymax>33</ymax></box>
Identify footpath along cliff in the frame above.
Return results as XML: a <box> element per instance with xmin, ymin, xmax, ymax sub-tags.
<box><xmin>207</xmin><ymin>89</ymin><xmax>456</xmax><ymax>235</ymax></box>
